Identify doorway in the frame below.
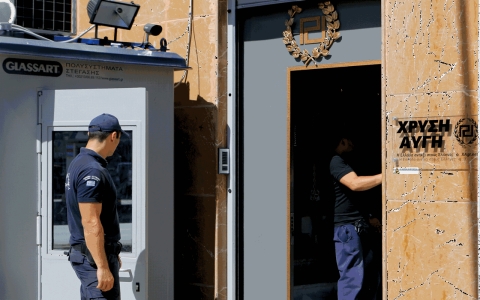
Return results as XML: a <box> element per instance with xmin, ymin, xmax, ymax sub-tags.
<box><xmin>40</xmin><ymin>88</ymin><xmax>146</xmax><ymax>300</ymax></box>
<box><xmin>288</xmin><ymin>62</ymin><xmax>382</xmax><ymax>299</ymax></box>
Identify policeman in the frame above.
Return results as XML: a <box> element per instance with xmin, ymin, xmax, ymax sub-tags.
<box><xmin>65</xmin><ymin>113</ymin><xmax>129</xmax><ymax>300</ymax></box>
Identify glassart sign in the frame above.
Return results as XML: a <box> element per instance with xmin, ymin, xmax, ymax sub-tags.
<box><xmin>392</xmin><ymin>116</ymin><xmax>478</xmax><ymax>172</ymax></box>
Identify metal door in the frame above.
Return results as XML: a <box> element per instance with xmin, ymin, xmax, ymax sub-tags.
<box><xmin>39</xmin><ymin>88</ymin><xmax>147</xmax><ymax>300</ymax></box>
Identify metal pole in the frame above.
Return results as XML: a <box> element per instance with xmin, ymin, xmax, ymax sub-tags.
<box><xmin>227</xmin><ymin>0</ymin><xmax>237</xmax><ymax>299</ymax></box>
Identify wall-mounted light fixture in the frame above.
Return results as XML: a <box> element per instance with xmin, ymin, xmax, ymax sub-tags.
<box><xmin>87</xmin><ymin>0</ymin><xmax>140</xmax><ymax>41</ymax></box>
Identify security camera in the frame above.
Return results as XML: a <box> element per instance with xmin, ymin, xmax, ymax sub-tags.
<box><xmin>144</xmin><ymin>23</ymin><xmax>162</xmax><ymax>36</ymax></box>
<box><xmin>143</xmin><ymin>23</ymin><xmax>162</xmax><ymax>48</ymax></box>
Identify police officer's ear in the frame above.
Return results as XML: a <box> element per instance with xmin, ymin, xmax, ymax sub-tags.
<box><xmin>111</xmin><ymin>131</ymin><xmax>120</xmax><ymax>140</ymax></box>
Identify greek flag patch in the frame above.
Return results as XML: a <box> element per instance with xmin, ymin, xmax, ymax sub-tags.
<box><xmin>86</xmin><ymin>180</ymin><xmax>96</xmax><ymax>187</ymax></box>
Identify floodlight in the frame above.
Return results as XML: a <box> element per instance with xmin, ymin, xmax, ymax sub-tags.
<box><xmin>87</xmin><ymin>0</ymin><xmax>140</xmax><ymax>30</ymax></box>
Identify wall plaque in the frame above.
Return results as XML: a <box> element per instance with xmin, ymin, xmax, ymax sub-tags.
<box><xmin>391</xmin><ymin>116</ymin><xmax>478</xmax><ymax>172</ymax></box>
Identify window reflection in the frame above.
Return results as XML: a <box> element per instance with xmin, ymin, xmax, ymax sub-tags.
<box><xmin>52</xmin><ymin>130</ymin><xmax>133</xmax><ymax>252</ymax></box>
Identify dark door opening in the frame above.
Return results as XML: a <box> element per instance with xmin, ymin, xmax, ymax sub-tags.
<box><xmin>290</xmin><ymin>63</ymin><xmax>382</xmax><ymax>299</ymax></box>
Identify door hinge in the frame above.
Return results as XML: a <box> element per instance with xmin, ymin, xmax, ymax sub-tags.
<box><xmin>36</xmin><ymin>215</ymin><xmax>42</xmax><ymax>246</ymax></box>
<box><xmin>290</xmin><ymin>213</ymin><xmax>294</xmax><ymax>245</ymax></box>
<box><xmin>290</xmin><ymin>213</ymin><xmax>294</xmax><ymax>234</ymax></box>
<box><xmin>36</xmin><ymin>124</ymin><xmax>42</xmax><ymax>154</ymax></box>
<box><xmin>37</xmin><ymin>90</ymin><xmax>43</xmax><ymax>124</ymax></box>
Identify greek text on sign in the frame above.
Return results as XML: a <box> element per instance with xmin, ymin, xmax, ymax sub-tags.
<box><xmin>392</xmin><ymin>115</ymin><xmax>478</xmax><ymax>171</ymax></box>
<box><xmin>397</xmin><ymin>119</ymin><xmax>451</xmax><ymax>149</ymax></box>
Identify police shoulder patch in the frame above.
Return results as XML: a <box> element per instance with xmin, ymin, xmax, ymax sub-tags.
<box><xmin>83</xmin><ymin>175</ymin><xmax>100</xmax><ymax>182</ymax></box>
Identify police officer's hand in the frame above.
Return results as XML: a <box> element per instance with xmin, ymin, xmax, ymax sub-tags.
<box><xmin>97</xmin><ymin>267</ymin><xmax>115</xmax><ymax>292</ymax></box>
<box><xmin>118</xmin><ymin>255</ymin><xmax>122</xmax><ymax>269</ymax></box>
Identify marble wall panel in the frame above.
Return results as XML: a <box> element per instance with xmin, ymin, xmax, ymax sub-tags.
<box><xmin>174</xmin><ymin>195</ymin><xmax>216</xmax><ymax>298</ymax></box>
<box><xmin>166</xmin><ymin>0</ymin><xmax>216</xmax><ymax>20</ymax></box>
<box><xmin>385</xmin><ymin>0</ymin><xmax>478</xmax><ymax>94</ymax></box>
<box><xmin>76</xmin><ymin>0</ymin><xmax>90</xmax><ymax>34</ymax></box>
<box><xmin>136</xmin><ymin>0</ymin><xmax>168</xmax><ymax>21</ymax></box>
<box><xmin>386</xmin><ymin>145</ymin><xmax>478</xmax><ymax>175</ymax></box>
<box><xmin>174</xmin><ymin>106</ymin><xmax>218</xmax><ymax>196</ymax></box>
<box><xmin>385</xmin><ymin>92</ymin><xmax>478</xmax><ymax>178</ymax></box>
<box><xmin>386</xmin><ymin>201</ymin><xmax>478</xmax><ymax>299</ymax></box>
<box><xmin>384</xmin><ymin>170</ymin><xmax>477</xmax><ymax>202</ymax></box>
<box><xmin>164</xmin><ymin>16</ymin><xmax>218</xmax><ymax>103</ymax></box>
<box><xmin>384</xmin><ymin>0</ymin><xmax>479</xmax><ymax>297</ymax></box>
<box><xmin>385</xmin><ymin>92</ymin><xmax>478</xmax><ymax>118</ymax></box>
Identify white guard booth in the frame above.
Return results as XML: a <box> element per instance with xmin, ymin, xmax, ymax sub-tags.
<box><xmin>0</xmin><ymin>36</ymin><xmax>186</xmax><ymax>300</ymax></box>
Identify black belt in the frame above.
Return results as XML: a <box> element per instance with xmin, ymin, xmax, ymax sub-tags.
<box><xmin>72</xmin><ymin>241</ymin><xmax>122</xmax><ymax>256</ymax></box>
<box><xmin>70</xmin><ymin>241</ymin><xmax>122</xmax><ymax>268</ymax></box>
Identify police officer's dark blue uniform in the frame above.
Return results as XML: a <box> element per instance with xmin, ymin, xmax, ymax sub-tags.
<box><xmin>65</xmin><ymin>113</ymin><xmax>128</xmax><ymax>300</ymax></box>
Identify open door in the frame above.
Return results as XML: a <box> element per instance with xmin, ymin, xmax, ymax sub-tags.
<box><xmin>288</xmin><ymin>62</ymin><xmax>382</xmax><ymax>299</ymax></box>
<box><xmin>39</xmin><ymin>88</ymin><xmax>146</xmax><ymax>300</ymax></box>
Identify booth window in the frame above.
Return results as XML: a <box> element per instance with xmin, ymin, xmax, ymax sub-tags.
<box><xmin>15</xmin><ymin>0</ymin><xmax>75</xmax><ymax>33</ymax></box>
<box><xmin>52</xmin><ymin>130</ymin><xmax>133</xmax><ymax>252</ymax></box>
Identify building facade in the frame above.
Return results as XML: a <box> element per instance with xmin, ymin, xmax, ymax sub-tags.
<box><xmin>0</xmin><ymin>0</ymin><xmax>478</xmax><ymax>299</ymax></box>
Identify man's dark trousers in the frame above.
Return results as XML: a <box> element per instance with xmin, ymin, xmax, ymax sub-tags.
<box><xmin>69</xmin><ymin>248</ymin><xmax>121</xmax><ymax>300</ymax></box>
<box><xmin>334</xmin><ymin>223</ymin><xmax>379</xmax><ymax>300</ymax></box>
<box><xmin>334</xmin><ymin>223</ymin><xmax>365</xmax><ymax>300</ymax></box>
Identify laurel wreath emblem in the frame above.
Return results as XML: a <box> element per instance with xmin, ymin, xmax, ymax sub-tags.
<box><xmin>283</xmin><ymin>2</ymin><xmax>341</xmax><ymax>66</ymax></box>
<box><xmin>454</xmin><ymin>118</ymin><xmax>478</xmax><ymax>146</ymax></box>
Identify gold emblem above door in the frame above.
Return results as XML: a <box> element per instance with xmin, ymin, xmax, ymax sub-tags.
<box><xmin>283</xmin><ymin>2</ymin><xmax>341</xmax><ymax>66</ymax></box>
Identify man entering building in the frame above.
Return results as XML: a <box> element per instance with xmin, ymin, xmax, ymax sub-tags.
<box><xmin>330</xmin><ymin>133</ymin><xmax>382</xmax><ymax>300</ymax></box>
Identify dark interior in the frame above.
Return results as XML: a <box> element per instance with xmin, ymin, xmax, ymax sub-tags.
<box><xmin>290</xmin><ymin>64</ymin><xmax>382</xmax><ymax>293</ymax></box>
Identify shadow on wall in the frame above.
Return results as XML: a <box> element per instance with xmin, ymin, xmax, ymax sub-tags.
<box><xmin>174</xmin><ymin>82</ymin><xmax>218</xmax><ymax>300</ymax></box>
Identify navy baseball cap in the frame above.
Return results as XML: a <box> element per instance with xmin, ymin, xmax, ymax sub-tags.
<box><xmin>88</xmin><ymin>113</ymin><xmax>130</xmax><ymax>138</ymax></box>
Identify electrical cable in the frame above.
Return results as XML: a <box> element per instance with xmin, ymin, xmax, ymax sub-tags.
<box><xmin>10</xmin><ymin>24</ymin><xmax>95</xmax><ymax>43</ymax></box>
<box><xmin>172</xmin><ymin>0</ymin><xmax>193</xmax><ymax>88</ymax></box>
<box><xmin>11</xmin><ymin>24</ymin><xmax>52</xmax><ymax>41</ymax></box>
<box><xmin>58</xmin><ymin>25</ymin><xmax>95</xmax><ymax>43</ymax></box>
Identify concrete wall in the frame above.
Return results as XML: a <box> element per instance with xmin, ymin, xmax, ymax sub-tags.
<box><xmin>384</xmin><ymin>0</ymin><xmax>479</xmax><ymax>298</ymax></box>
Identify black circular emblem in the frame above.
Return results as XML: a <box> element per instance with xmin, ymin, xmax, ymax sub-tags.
<box><xmin>454</xmin><ymin>118</ymin><xmax>478</xmax><ymax>146</ymax></box>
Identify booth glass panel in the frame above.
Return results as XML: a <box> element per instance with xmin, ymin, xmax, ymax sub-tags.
<box><xmin>52</xmin><ymin>130</ymin><xmax>133</xmax><ymax>252</ymax></box>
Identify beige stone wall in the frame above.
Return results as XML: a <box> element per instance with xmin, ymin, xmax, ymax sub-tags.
<box><xmin>75</xmin><ymin>1</ymin><xmax>227</xmax><ymax>299</ymax></box>
<box><xmin>384</xmin><ymin>1</ymin><xmax>478</xmax><ymax>298</ymax></box>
